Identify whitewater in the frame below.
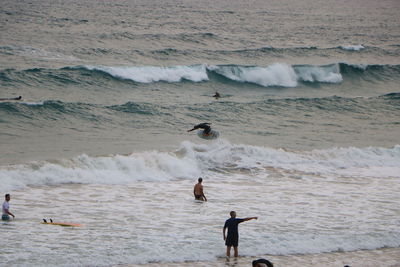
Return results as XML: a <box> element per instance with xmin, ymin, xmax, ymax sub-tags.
<box><xmin>2</xmin><ymin>141</ymin><xmax>400</xmax><ymax>266</ymax></box>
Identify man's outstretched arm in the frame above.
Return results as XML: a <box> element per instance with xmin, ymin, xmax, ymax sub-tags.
<box><xmin>242</xmin><ymin>217</ymin><xmax>257</xmax><ymax>222</ymax></box>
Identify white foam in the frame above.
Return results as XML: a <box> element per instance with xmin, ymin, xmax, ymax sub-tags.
<box><xmin>1</xmin><ymin>141</ymin><xmax>399</xmax><ymax>192</ymax></box>
<box><xmin>339</xmin><ymin>44</ymin><xmax>365</xmax><ymax>51</ymax></box>
<box><xmin>208</xmin><ymin>63</ymin><xmax>298</xmax><ymax>87</ymax></box>
<box><xmin>82</xmin><ymin>64</ymin><xmax>209</xmax><ymax>83</ymax></box>
<box><xmin>345</xmin><ymin>62</ymin><xmax>369</xmax><ymax>70</ymax></box>
<box><xmin>20</xmin><ymin>101</ymin><xmax>45</xmax><ymax>106</ymax></box>
<box><xmin>0</xmin><ymin>150</ymin><xmax>202</xmax><ymax>192</ymax></box>
<box><xmin>294</xmin><ymin>64</ymin><xmax>343</xmax><ymax>83</ymax></box>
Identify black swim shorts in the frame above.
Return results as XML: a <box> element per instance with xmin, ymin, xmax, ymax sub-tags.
<box><xmin>225</xmin><ymin>234</ymin><xmax>239</xmax><ymax>247</ymax></box>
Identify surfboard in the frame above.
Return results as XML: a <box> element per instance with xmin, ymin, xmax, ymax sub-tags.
<box><xmin>0</xmin><ymin>96</ymin><xmax>22</xmax><ymax>101</ymax></box>
<box><xmin>41</xmin><ymin>222</ymin><xmax>83</xmax><ymax>227</ymax></box>
<box><xmin>197</xmin><ymin>129</ymin><xmax>219</xmax><ymax>140</ymax></box>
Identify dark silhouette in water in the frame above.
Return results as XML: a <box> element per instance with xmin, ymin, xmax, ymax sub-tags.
<box><xmin>0</xmin><ymin>96</ymin><xmax>22</xmax><ymax>101</ymax></box>
<box><xmin>252</xmin><ymin>258</ymin><xmax>274</xmax><ymax>267</ymax></box>
<box><xmin>213</xmin><ymin>92</ymin><xmax>221</xmax><ymax>98</ymax></box>
<box><xmin>187</xmin><ymin>123</ymin><xmax>212</xmax><ymax>134</ymax></box>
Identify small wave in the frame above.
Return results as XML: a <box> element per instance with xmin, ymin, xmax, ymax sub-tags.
<box><xmin>2</xmin><ymin>63</ymin><xmax>399</xmax><ymax>89</ymax></box>
<box><xmin>0</xmin><ymin>45</ymin><xmax>79</xmax><ymax>61</ymax></box>
<box><xmin>338</xmin><ymin>45</ymin><xmax>365</xmax><ymax>51</ymax></box>
<box><xmin>380</xmin><ymin>92</ymin><xmax>400</xmax><ymax>99</ymax></box>
<box><xmin>107</xmin><ymin>101</ymin><xmax>166</xmax><ymax>115</ymax></box>
<box><xmin>78</xmin><ymin>64</ymin><xmax>209</xmax><ymax>83</ymax></box>
<box><xmin>20</xmin><ymin>101</ymin><xmax>45</xmax><ymax>106</ymax></box>
<box><xmin>294</xmin><ymin>64</ymin><xmax>342</xmax><ymax>83</ymax></box>
<box><xmin>208</xmin><ymin>63</ymin><xmax>297</xmax><ymax>87</ymax></box>
<box><xmin>208</xmin><ymin>63</ymin><xmax>342</xmax><ymax>87</ymax></box>
<box><xmin>0</xmin><ymin>149</ymin><xmax>201</xmax><ymax>192</ymax></box>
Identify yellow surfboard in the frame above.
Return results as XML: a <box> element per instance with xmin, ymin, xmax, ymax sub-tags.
<box><xmin>41</xmin><ymin>221</ymin><xmax>83</xmax><ymax>227</ymax></box>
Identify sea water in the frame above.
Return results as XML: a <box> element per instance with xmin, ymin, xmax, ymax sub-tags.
<box><xmin>1</xmin><ymin>0</ymin><xmax>400</xmax><ymax>266</ymax></box>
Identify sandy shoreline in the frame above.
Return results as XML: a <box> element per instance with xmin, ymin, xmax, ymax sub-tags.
<box><xmin>117</xmin><ymin>247</ymin><xmax>400</xmax><ymax>267</ymax></box>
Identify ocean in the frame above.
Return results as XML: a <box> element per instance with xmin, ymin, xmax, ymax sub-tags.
<box><xmin>1</xmin><ymin>0</ymin><xmax>399</xmax><ymax>266</ymax></box>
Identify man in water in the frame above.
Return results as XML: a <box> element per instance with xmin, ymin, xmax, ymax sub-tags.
<box><xmin>2</xmin><ymin>194</ymin><xmax>15</xmax><ymax>221</ymax></box>
<box><xmin>223</xmin><ymin>211</ymin><xmax>257</xmax><ymax>257</ymax></box>
<box><xmin>187</xmin><ymin>123</ymin><xmax>212</xmax><ymax>135</ymax></box>
<box><xmin>193</xmin><ymin>177</ymin><xmax>207</xmax><ymax>201</ymax></box>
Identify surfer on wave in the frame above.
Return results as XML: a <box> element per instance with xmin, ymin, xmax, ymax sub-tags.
<box><xmin>188</xmin><ymin>123</ymin><xmax>220</xmax><ymax>139</ymax></box>
<box><xmin>187</xmin><ymin>122</ymin><xmax>212</xmax><ymax>136</ymax></box>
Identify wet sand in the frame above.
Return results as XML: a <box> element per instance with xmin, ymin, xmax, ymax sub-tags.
<box><xmin>117</xmin><ymin>247</ymin><xmax>400</xmax><ymax>267</ymax></box>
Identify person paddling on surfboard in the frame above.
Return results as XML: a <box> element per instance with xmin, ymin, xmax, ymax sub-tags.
<box><xmin>187</xmin><ymin>123</ymin><xmax>212</xmax><ymax>136</ymax></box>
<box><xmin>0</xmin><ymin>96</ymin><xmax>22</xmax><ymax>101</ymax></box>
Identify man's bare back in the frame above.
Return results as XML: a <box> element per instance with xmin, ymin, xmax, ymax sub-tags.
<box><xmin>193</xmin><ymin>177</ymin><xmax>207</xmax><ymax>201</ymax></box>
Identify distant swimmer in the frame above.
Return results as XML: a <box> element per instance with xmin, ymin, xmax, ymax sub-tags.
<box><xmin>213</xmin><ymin>92</ymin><xmax>221</xmax><ymax>98</ymax></box>
<box><xmin>188</xmin><ymin>123</ymin><xmax>220</xmax><ymax>140</ymax></box>
<box><xmin>193</xmin><ymin>177</ymin><xmax>207</xmax><ymax>201</ymax></box>
<box><xmin>2</xmin><ymin>194</ymin><xmax>15</xmax><ymax>221</ymax></box>
<box><xmin>0</xmin><ymin>96</ymin><xmax>22</xmax><ymax>101</ymax></box>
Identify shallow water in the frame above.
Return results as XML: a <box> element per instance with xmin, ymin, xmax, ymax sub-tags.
<box><xmin>2</xmin><ymin>142</ymin><xmax>400</xmax><ymax>266</ymax></box>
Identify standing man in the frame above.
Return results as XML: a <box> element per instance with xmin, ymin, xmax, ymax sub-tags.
<box><xmin>223</xmin><ymin>211</ymin><xmax>257</xmax><ymax>257</ymax></box>
<box><xmin>193</xmin><ymin>177</ymin><xmax>207</xmax><ymax>201</ymax></box>
<box><xmin>2</xmin><ymin>194</ymin><xmax>15</xmax><ymax>221</ymax></box>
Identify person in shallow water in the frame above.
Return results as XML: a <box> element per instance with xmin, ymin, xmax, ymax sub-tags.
<box><xmin>2</xmin><ymin>194</ymin><xmax>15</xmax><ymax>221</ymax></box>
<box><xmin>223</xmin><ymin>211</ymin><xmax>258</xmax><ymax>257</ymax></box>
<box><xmin>193</xmin><ymin>177</ymin><xmax>207</xmax><ymax>201</ymax></box>
<box><xmin>187</xmin><ymin>123</ymin><xmax>212</xmax><ymax>135</ymax></box>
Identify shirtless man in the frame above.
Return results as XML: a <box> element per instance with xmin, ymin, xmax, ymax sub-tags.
<box><xmin>193</xmin><ymin>177</ymin><xmax>207</xmax><ymax>201</ymax></box>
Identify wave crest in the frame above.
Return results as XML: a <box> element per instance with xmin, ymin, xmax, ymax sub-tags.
<box><xmin>79</xmin><ymin>64</ymin><xmax>209</xmax><ymax>83</ymax></box>
<box><xmin>1</xmin><ymin>141</ymin><xmax>399</xmax><ymax>192</ymax></box>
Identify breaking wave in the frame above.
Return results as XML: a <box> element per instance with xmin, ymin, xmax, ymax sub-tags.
<box><xmin>1</xmin><ymin>141</ymin><xmax>399</xmax><ymax>192</ymax></box>
<box><xmin>2</xmin><ymin>63</ymin><xmax>399</xmax><ymax>88</ymax></box>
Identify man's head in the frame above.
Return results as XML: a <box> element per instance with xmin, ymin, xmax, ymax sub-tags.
<box><xmin>230</xmin><ymin>211</ymin><xmax>236</xmax><ymax>218</ymax></box>
<box><xmin>252</xmin><ymin>259</ymin><xmax>273</xmax><ymax>267</ymax></box>
<box><xmin>5</xmin><ymin>194</ymin><xmax>10</xmax><ymax>201</ymax></box>
<box><xmin>198</xmin><ymin>177</ymin><xmax>202</xmax><ymax>183</ymax></box>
